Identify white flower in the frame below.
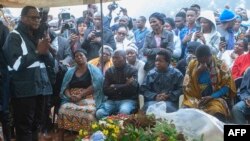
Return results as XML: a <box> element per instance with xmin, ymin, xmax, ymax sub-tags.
<box><xmin>99</xmin><ymin>120</ymin><xmax>107</xmax><ymax>126</ymax></box>
<box><xmin>119</xmin><ymin>120</ymin><xmax>125</xmax><ymax>129</ymax></box>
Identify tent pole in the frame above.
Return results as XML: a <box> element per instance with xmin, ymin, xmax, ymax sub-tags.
<box><xmin>100</xmin><ymin>0</ymin><xmax>104</xmax><ymax>74</ymax></box>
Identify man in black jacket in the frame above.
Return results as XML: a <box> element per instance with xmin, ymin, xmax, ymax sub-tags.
<box><xmin>0</xmin><ymin>20</ymin><xmax>11</xmax><ymax>141</ymax></box>
<box><xmin>96</xmin><ymin>50</ymin><xmax>138</xmax><ymax>119</ymax></box>
<box><xmin>3</xmin><ymin>6</ymin><xmax>54</xmax><ymax>141</ymax></box>
<box><xmin>82</xmin><ymin>12</ymin><xmax>116</xmax><ymax>61</ymax></box>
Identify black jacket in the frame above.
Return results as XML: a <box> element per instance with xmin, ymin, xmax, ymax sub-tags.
<box><xmin>3</xmin><ymin>22</ymin><xmax>54</xmax><ymax>98</ymax></box>
<box><xmin>103</xmin><ymin>64</ymin><xmax>139</xmax><ymax>100</ymax></box>
<box><xmin>0</xmin><ymin>21</ymin><xmax>9</xmax><ymax>69</ymax></box>
<box><xmin>81</xmin><ymin>27</ymin><xmax>116</xmax><ymax>61</ymax></box>
<box><xmin>142</xmin><ymin>29</ymin><xmax>174</xmax><ymax>72</ymax></box>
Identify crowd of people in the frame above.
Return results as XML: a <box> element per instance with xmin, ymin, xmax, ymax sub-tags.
<box><xmin>0</xmin><ymin>3</ymin><xmax>250</xmax><ymax>141</ymax></box>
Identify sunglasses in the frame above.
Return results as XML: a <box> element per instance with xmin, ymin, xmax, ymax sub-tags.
<box><xmin>117</xmin><ymin>32</ymin><xmax>127</xmax><ymax>36</ymax></box>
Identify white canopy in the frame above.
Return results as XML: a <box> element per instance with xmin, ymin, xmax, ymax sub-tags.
<box><xmin>0</xmin><ymin>0</ymin><xmax>116</xmax><ymax>7</ymax></box>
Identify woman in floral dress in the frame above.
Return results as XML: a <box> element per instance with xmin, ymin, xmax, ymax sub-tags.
<box><xmin>57</xmin><ymin>49</ymin><xmax>104</xmax><ymax>132</ymax></box>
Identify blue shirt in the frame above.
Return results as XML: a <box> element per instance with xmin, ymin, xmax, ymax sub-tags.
<box><xmin>134</xmin><ymin>27</ymin><xmax>150</xmax><ymax>50</ymax></box>
<box><xmin>179</xmin><ymin>26</ymin><xmax>197</xmax><ymax>59</ymax></box>
<box><xmin>198</xmin><ymin>71</ymin><xmax>229</xmax><ymax>98</ymax></box>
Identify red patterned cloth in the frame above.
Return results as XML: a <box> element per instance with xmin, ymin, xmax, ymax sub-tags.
<box><xmin>58</xmin><ymin>89</ymin><xmax>96</xmax><ymax>131</ymax></box>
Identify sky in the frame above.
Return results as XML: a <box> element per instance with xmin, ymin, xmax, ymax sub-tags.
<box><xmin>6</xmin><ymin>0</ymin><xmax>249</xmax><ymax>20</ymax></box>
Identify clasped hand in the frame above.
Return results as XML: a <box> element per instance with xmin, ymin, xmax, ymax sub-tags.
<box><xmin>198</xmin><ymin>96</ymin><xmax>212</xmax><ymax>108</ymax></box>
<box><xmin>155</xmin><ymin>93</ymin><xmax>169</xmax><ymax>101</ymax></box>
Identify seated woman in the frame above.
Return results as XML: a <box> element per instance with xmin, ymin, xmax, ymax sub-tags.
<box><xmin>88</xmin><ymin>45</ymin><xmax>113</xmax><ymax>74</ymax></box>
<box><xmin>140</xmin><ymin>49</ymin><xmax>183</xmax><ymax>112</ymax></box>
<box><xmin>231</xmin><ymin>39</ymin><xmax>250</xmax><ymax>79</ymax></box>
<box><xmin>57</xmin><ymin>49</ymin><xmax>104</xmax><ymax>132</ymax></box>
<box><xmin>125</xmin><ymin>46</ymin><xmax>146</xmax><ymax>85</ymax></box>
<box><xmin>218</xmin><ymin>38</ymin><xmax>248</xmax><ymax>68</ymax></box>
<box><xmin>182</xmin><ymin>45</ymin><xmax>236</xmax><ymax>122</ymax></box>
<box><xmin>142</xmin><ymin>13</ymin><xmax>173</xmax><ymax>72</ymax></box>
<box><xmin>115</xmin><ymin>25</ymin><xmax>136</xmax><ymax>51</ymax></box>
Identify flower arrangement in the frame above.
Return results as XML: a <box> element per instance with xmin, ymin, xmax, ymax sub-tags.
<box><xmin>75</xmin><ymin>111</ymin><xmax>186</xmax><ymax>141</ymax></box>
<box><xmin>75</xmin><ymin>114</ymin><xmax>128</xmax><ymax>141</ymax></box>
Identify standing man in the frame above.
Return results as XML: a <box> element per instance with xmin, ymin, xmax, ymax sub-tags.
<box><xmin>83</xmin><ymin>4</ymin><xmax>113</xmax><ymax>29</ymax></box>
<box><xmin>217</xmin><ymin>9</ymin><xmax>237</xmax><ymax>51</ymax></box>
<box><xmin>190</xmin><ymin>4</ymin><xmax>201</xmax><ymax>17</ymax></box>
<box><xmin>134</xmin><ymin>16</ymin><xmax>150</xmax><ymax>57</ymax></box>
<box><xmin>0</xmin><ymin>20</ymin><xmax>11</xmax><ymax>141</ymax></box>
<box><xmin>174</xmin><ymin>12</ymin><xmax>186</xmax><ymax>37</ymax></box>
<box><xmin>3</xmin><ymin>6</ymin><xmax>54</xmax><ymax>141</ymax></box>
<box><xmin>82</xmin><ymin>12</ymin><xmax>116</xmax><ymax>61</ymax></box>
<box><xmin>180</xmin><ymin>8</ymin><xmax>199</xmax><ymax>59</ymax></box>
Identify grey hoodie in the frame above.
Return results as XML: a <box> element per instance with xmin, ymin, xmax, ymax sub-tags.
<box><xmin>191</xmin><ymin>10</ymin><xmax>221</xmax><ymax>55</ymax></box>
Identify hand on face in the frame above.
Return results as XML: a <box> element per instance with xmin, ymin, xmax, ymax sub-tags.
<box><xmin>197</xmin><ymin>63</ymin><xmax>208</xmax><ymax>76</ymax></box>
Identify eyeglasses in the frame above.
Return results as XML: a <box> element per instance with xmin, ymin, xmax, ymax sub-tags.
<box><xmin>26</xmin><ymin>16</ymin><xmax>41</xmax><ymax>20</ymax></box>
<box><xmin>117</xmin><ymin>32</ymin><xmax>127</xmax><ymax>36</ymax></box>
